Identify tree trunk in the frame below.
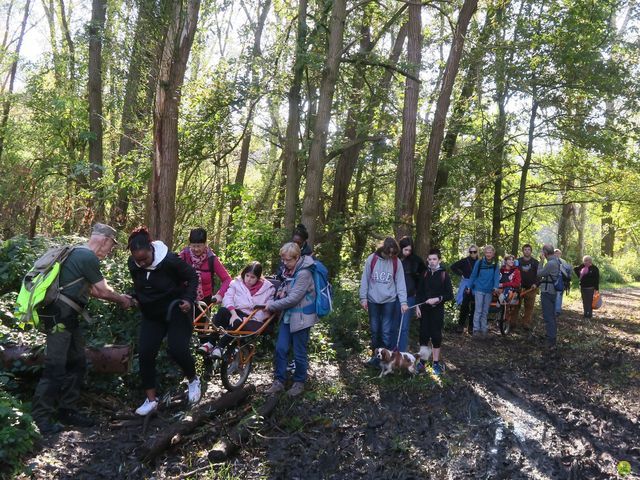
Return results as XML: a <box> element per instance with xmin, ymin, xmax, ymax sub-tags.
<box><xmin>0</xmin><ymin>0</ymin><xmax>31</xmax><ymax>162</ymax></box>
<box><xmin>111</xmin><ymin>0</ymin><xmax>169</xmax><ymax>229</ymax></box>
<box><xmin>282</xmin><ymin>0</ymin><xmax>308</xmax><ymax>234</ymax></box>
<box><xmin>601</xmin><ymin>202</ymin><xmax>614</xmax><ymax>257</ymax></box>
<box><xmin>324</xmin><ymin>22</ymin><xmax>407</xmax><ymax>276</ymax></box>
<box><xmin>148</xmin><ymin>0</ymin><xmax>201</xmax><ymax>249</ymax></box>
<box><xmin>415</xmin><ymin>0</ymin><xmax>478</xmax><ymax>257</ymax></box>
<box><xmin>576</xmin><ymin>203</ymin><xmax>586</xmax><ymax>261</ymax></box>
<box><xmin>558</xmin><ymin>194</ymin><xmax>574</xmax><ymax>253</ymax></box>
<box><xmin>87</xmin><ymin>0</ymin><xmax>107</xmax><ymax>220</ymax></box>
<box><xmin>394</xmin><ymin>3</ymin><xmax>422</xmax><ymax>239</ymax></box>
<box><xmin>511</xmin><ymin>98</ymin><xmax>538</xmax><ymax>254</ymax></box>
<box><xmin>299</xmin><ymin>0</ymin><xmax>346</xmax><ymax>248</ymax></box>
<box><xmin>431</xmin><ymin>10</ymin><xmax>494</xmax><ymax>245</ymax></box>
<box><xmin>227</xmin><ymin>0</ymin><xmax>271</xmax><ymax>233</ymax></box>
<box><xmin>58</xmin><ymin>0</ymin><xmax>75</xmax><ymax>82</ymax></box>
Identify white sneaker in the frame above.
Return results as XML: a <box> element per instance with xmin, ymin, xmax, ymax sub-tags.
<box><xmin>198</xmin><ymin>342</ymin><xmax>214</xmax><ymax>355</ymax></box>
<box><xmin>188</xmin><ymin>376</ymin><xmax>201</xmax><ymax>404</ymax></box>
<box><xmin>211</xmin><ymin>347</ymin><xmax>222</xmax><ymax>359</ymax></box>
<box><xmin>135</xmin><ymin>398</ymin><xmax>158</xmax><ymax>416</ymax></box>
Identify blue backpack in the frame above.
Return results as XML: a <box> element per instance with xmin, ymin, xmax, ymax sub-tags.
<box><xmin>308</xmin><ymin>259</ymin><xmax>333</xmax><ymax>317</ymax></box>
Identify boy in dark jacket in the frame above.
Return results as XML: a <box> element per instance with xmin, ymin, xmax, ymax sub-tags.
<box><xmin>415</xmin><ymin>249</ymin><xmax>453</xmax><ymax>376</ymax></box>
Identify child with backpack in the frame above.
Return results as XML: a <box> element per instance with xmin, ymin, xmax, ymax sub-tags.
<box><xmin>264</xmin><ymin>242</ymin><xmax>320</xmax><ymax>397</ymax></box>
<box><xmin>498</xmin><ymin>254</ymin><xmax>521</xmax><ymax>328</ymax></box>
<box><xmin>199</xmin><ymin>261</ymin><xmax>275</xmax><ymax>358</ymax></box>
<box><xmin>468</xmin><ymin>245</ymin><xmax>500</xmax><ymax>337</ymax></box>
<box><xmin>179</xmin><ymin>228</ymin><xmax>231</xmax><ymax>305</ymax></box>
<box><xmin>359</xmin><ymin>237</ymin><xmax>408</xmax><ymax>366</ymax></box>
<box><xmin>415</xmin><ymin>248</ymin><xmax>453</xmax><ymax>376</ymax></box>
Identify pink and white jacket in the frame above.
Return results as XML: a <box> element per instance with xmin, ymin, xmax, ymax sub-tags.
<box><xmin>223</xmin><ymin>277</ymin><xmax>275</xmax><ymax>322</ymax></box>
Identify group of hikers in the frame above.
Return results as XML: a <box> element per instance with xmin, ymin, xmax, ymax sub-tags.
<box><xmin>26</xmin><ymin>222</ymin><xmax>600</xmax><ymax>436</ymax></box>
<box><xmin>359</xmin><ymin>237</ymin><xmax>600</xmax><ymax>377</ymax></box>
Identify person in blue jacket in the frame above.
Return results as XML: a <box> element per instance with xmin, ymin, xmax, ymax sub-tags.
<box><xmin>468</xmin><ymin>244</ymin><xmax>500</xmax><ymax>337</ymax></box>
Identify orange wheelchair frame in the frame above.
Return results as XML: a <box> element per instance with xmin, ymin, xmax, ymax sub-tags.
<box><xmin>192</xmin><ymin>301</ymin><xmax>277</xmax><ymax>391</ymax></box>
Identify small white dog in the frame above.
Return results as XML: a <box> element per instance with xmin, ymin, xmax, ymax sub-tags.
<box><xmin>375</xmin><ymin>348</ymin><xmax>418</xmax><ymax>377</ymax></box>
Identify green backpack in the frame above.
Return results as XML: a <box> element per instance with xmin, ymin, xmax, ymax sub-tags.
<box><xmin>15</xmin><ymin>246</ymin><xmax>88</xmax><ymax>327</ymax></box>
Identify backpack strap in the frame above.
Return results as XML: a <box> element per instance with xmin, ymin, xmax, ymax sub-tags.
<box><xmin>369</xmin><ymin>255</ymin><xmax>398</xmax><ymax>279</ymax></box>
<box><xmin>57</xmin><ymin>294</ymin><xmax>93</xmax><ymax>322</ymax></box>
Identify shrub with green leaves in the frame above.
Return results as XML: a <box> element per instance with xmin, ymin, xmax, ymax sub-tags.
<box><xmin>0</xmin><ymin>389</ymin><xmax>40</xmax><ymax>477</ymax></box>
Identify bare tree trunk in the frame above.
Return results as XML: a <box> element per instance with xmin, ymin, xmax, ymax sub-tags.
<box><xmin>415</xmin><ymin>0</ymin><xmax>478</xmax><ymax>257</ymax></box>
<box><xmin>87</xmin><ymin>0</ymin><xmax>106</xmax><ymax>220</ymax></box>
<box><xmin>227</xmin><ymin>0</ymin><xmax>271</xmax><ymax>232</ymax></box>
<box><xmin>394</xmin><ymin>3</ymin><xmax>421</xmax><ymax>239</ymax></box>
<box><xmin>576</xmin><ymin>203</ymin><xmax>586</xmax><ymax>261</ymax></box>
<box><xmin>148</xmin><ymin>0</ymin><xmax>201</xmax><ymax>249</ymax></box>
<box><xmin>0</xmin><ymin>0</ymin><xmax>31</xmax><ymax>162</ymax></box>
<box><xmin>41</xmin><ymin>0</ymin><xmax>62</xmax><ymax>86</ymax></box>
<box><xmin>601</xmin><ymin>202</ymin><xmax>614</xmax><ymax>257</ymax></box>
<box><xmin>282</xmin><ymin>0</ymin><xmax>308</xmax><ymax>234</ymax></box>
<box><xmin>557</xmin><ymin>185</ymin><xmax>574</xmax><ymax>253</ymax></box>
<box><xmin>58</xmin><ymin>0</ymin><xmax>75</xmax><ymax>82</ymax></box>
<box><xmin>325</xmin><ymin>22</ymin><xmax>407</xmax><ymax>276</ymax></box>
<box><xmin>299</xmin><ymin>0</ymin><xmax>346</xmax><ymax>247</ymax></box>
<box><xmin>511</xmin><ymin>98</ymin><xmax>538</xmax><ymax>254</ymax></box>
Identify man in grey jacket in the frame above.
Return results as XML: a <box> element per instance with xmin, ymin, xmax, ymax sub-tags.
<box><xmin>537</xmin><ymin>244</ymin><xmax>561</xmax><ymax>349</ymax></box>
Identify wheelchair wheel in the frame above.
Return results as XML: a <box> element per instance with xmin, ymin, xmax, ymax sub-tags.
<box><xmin>221</xmin><ymin>343</ymin><xmax>254</xmax><ymax>391</ymax></box>
<box><xmin>498</xmin><ymin>305</ymin><xmax>510</xmax><ymax>335</ymax></box>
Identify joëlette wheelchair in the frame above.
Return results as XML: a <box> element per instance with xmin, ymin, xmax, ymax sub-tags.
<box><xmin>191</xmin><ymin>277</ymin><xmax>280</xmax><ymax>391</ymax></box>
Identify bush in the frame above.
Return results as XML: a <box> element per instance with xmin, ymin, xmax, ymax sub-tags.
<box><xmin>0</xmin><ymin>389</ymin><xmax>40</xmax><ymax>477</ymax></box>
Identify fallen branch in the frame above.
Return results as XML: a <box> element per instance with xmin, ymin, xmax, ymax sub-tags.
<box><xmin>207</xmin><ymin>393</ymin><xmax>280</xmax><ymax>462</ymax></box>
<box><xmin>138</xmin><ymin>386</ymin><xmax>255</xmax><ymax>463</ymax></box>
<box><xmin>0</xmin><ymin>344</ymin><xmax>131</xmax><ymax>374</ymax></box>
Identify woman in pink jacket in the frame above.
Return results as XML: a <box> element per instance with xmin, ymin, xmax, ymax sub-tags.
<box><xmin>200</xmin><ymin>261</ymin><xmax>275</xmax><ymax>358</ymax></box>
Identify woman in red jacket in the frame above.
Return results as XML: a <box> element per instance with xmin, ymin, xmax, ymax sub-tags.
<box><xmin>179</xmin><ymin>228</ymin><xmax>232</xmax><ymax>305</ymax></box>
<box><xmin>499</xmin><ymin>254</ymin><xmax>521</xmax><ymax>326</ymax></box>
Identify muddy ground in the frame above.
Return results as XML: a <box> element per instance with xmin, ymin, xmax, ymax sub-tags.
<box><xmin>18</xmin><ymin>288</ymin><xmax>640</xmax><ymax>479</ymax></box>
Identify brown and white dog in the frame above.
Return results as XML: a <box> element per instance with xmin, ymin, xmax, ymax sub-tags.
<box><xmin>374</xmin><ymin>348</ymin><xmax>418</xmax><ymax>377</ymax></box>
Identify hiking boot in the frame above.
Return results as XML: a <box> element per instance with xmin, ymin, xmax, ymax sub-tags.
<box><xmin>432</xmin><ymin>362</ymin><xmax>444</xmax><ymax>376</ymax></box>
<box><xmin>287</xmin><ymin>382</ymin><xmax>305</xmax><ymax>397</ymax></box>
<box><xmin>198</xmin><ymin>342</ymin><xmax>215</xmax><ymax>355</ymax></box>
<box><xmin>188</xmin><ymin>376</ymin><xmax>201</xmax><ymax>404</ymax></box>
<box><xmin>135</xmin><ymin>398</ymin><xmax>158</xmax><ymax>416</ymax></box>
<box><xmin>58</xmin><ymin>410</ymin><xmax>95</xmax><ymax>428</ymax></box>
<box><xmin>36</xmin><ymin>420</ymin><xmax>64</xmax><ymax>435</ymax></box>
<box><xmin>266</xmin><ymin>380</ymin><xmax>285</xmax><ymax>394</ymax></box>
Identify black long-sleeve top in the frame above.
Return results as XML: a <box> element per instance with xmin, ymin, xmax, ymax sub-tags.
<box><xmin>128</xmin><ymin>253</ymin><xmax>198</xmax><ymax>320</ymax></box>
<box><xmin>401</xmin><ymin>254</ymin><xmax>425</xmax><ymax>297</ymax></box>
<box><xmin>574</xmin><ymin>264</ymin><xmax>599</xmax><ymax>290</ymax></box>
<box><xmin>416</xmin><ymin>266</ymin><xmax>454</xmax><ymax>308</ymax></box>
<box><xmin>450</xmin><ymin>256</ymin><xmax>477</xmax><ymax>279</ymax></box>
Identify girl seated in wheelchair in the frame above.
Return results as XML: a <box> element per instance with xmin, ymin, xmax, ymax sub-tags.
<box><xmin>498</xmin><ymin>255</ymin><xmax>521</xmax><ymax>305</ymax></box>
<box><xmin>199</xmin><ymin>261</ymin><xmax>275</xmax><ymax>358</ymax></box>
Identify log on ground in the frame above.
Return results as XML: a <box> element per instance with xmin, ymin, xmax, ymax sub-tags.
<box><xmin>139</xmin><ymin>385</ymin><xmax>255</xmax><ymax>463</ymax></box>
<box><xmin>207</xmin><ymin>393</ymin><xmax>280</xmax><ymax>462</ymax></box>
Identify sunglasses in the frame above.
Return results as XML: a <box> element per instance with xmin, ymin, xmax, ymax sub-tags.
<box><xmin>469</xmin><ymin>251</ymin><xmax>478</xmax><ymax>254</ymax></box>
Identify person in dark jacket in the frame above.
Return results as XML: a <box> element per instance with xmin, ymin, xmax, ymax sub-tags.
<box><xmin>517</xmin><ymin>244</ymin><xmax>539</xmax><ymax>331</ymax></box>
<box><xmin>450</xmin><ymin>245</ymin><xmax>478</xmax><ymax>334</ymax></box>
<box><xmin>415</xmin><ymin>248</ymin><xmax>453</xmax><ymax>376</ymax></box>
<box><xmin>127</xmin><ymin>227</ymin><xmax>201</xmax><ymax>416</ymax></box>
<box><xmin>393</xmin><ymin>236</ymin><xmax>425</xmax><ymax>351</ymax></box>
<box><xmin>574</xmin><ymin>255</ymin><xmax>599</xmax><ymax>318</ymax></box>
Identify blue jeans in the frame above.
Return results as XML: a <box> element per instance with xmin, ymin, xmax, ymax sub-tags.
<box><xmin>541</xmin><ymin>291</ymin><xmax>557</xmax><ymax>346</ymax></box>
<box><xmin>394</xmin><ymin>296</ymin><xmax>415</xmax><ymax>351</ymax></box>
<box><xmin>555</xmin><ymin>291</ymin><xmax>563</xmax><ymax>314</ymax></box>
<box><xmin>368</xmin><ymin>301</ymin><xmax>397</xmax><ymax>350</ymax></box>
<box><xmin>473</xmin><ymin>291</ymin><xmax>493</xmax><ymax>334</ymax></box>
<box><xmin>274</xmin><ymin>323</ymin><xmax>311</xmax><ymax>383</ymax></box>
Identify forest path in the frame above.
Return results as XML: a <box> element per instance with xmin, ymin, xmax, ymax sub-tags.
<box><xmin>21</xmin><ymin>288</ymin><xmax>640</xmax><ymax>479</ymax></box>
